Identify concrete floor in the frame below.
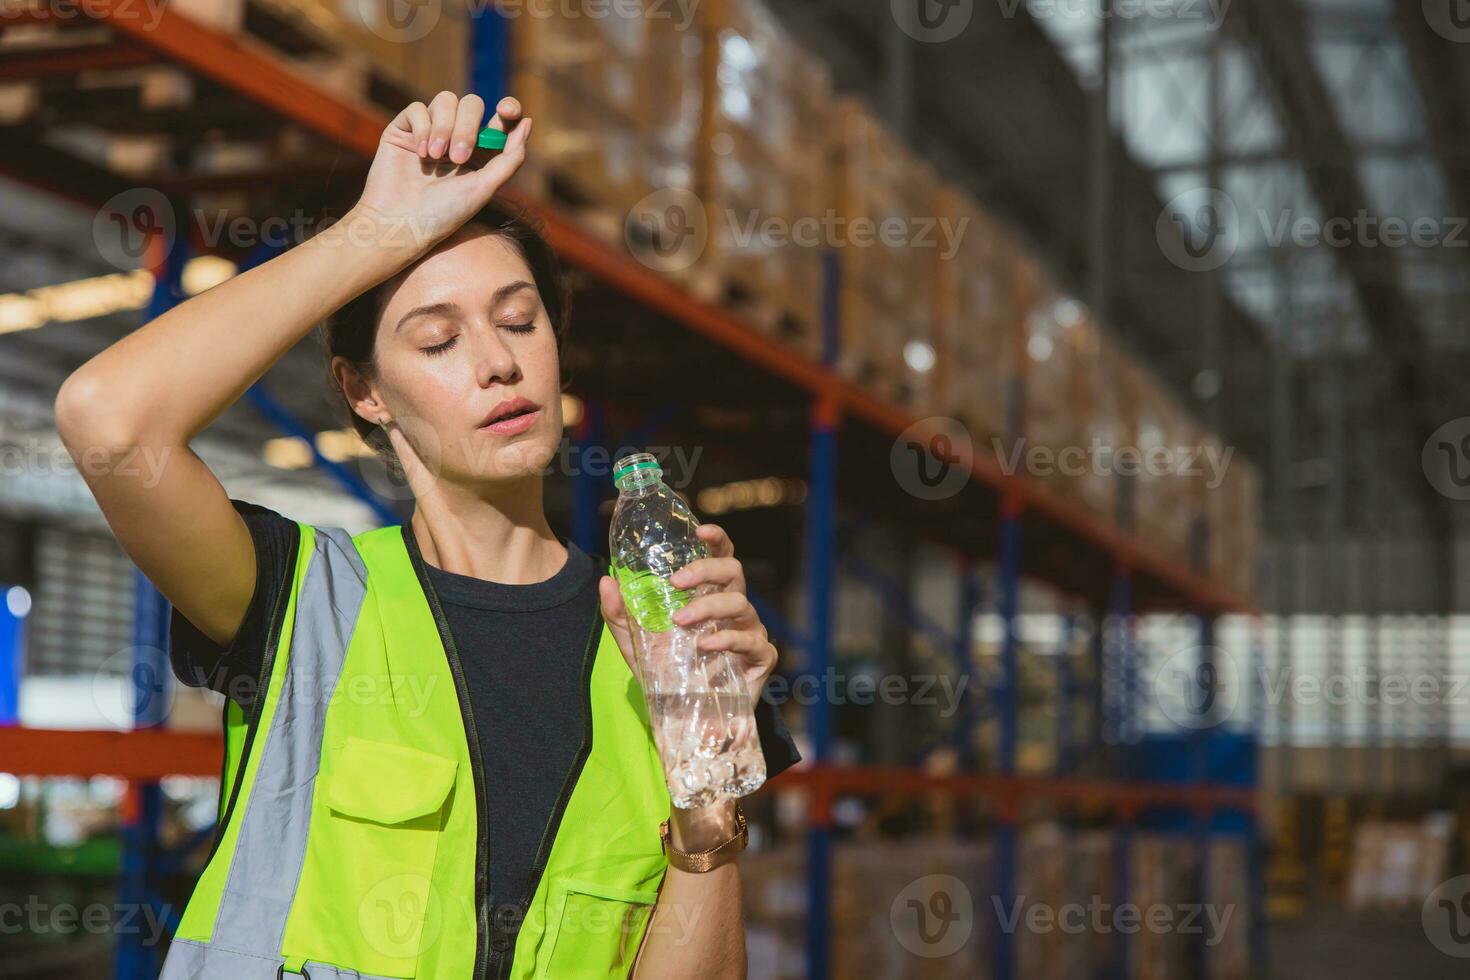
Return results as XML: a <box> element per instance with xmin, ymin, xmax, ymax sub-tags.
<box><xmin>1270</xmin><ymin>906</ymin><xmax>1466</xmax><ymax>980</ymax></box>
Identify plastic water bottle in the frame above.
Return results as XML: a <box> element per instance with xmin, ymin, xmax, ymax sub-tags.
<box><xmin>609</xmin><ymin>452</ymin><xmax>766</xmax><ymax>808</ymax></box>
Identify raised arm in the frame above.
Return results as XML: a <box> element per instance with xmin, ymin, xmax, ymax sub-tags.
<box><xmin>55</xmin><ymin>92</ymin><xmax>530</xmax><ymax>647</ymax></box>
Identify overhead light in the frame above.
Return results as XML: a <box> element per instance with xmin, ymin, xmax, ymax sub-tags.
<box><xmin>697</xmin><ymin>477</ymin><xmax>806</xmax><ymax>515</ymax></box>
<box><xmin>264</xmin><ymin>428</ymin><xmax>374</xmax><ymax>470</ymax></box>
<box><xmin>904</xmin><ymin>340</ymin><xmax>936</xmax><ymax>374</ymax></box>
<box><xmin>561</xmin><ymin>393</ymin><xmax>583</xmax><ymax>428</ymax></box>
<box><xmin>263</xmin><ymin>435</ymin><xmax>313</xmax><ymax>470</ymax></box>
<box><xmin>182</xmin><ymin>255</ymin><xmax>238</xmax><ymax>295</ymax></box>
<box><xmin>5</xmin><ymin>586</ymin><xmax>30</xmax><ymax>618</ymax></box>
<box><xmin>0</xmin><ymin>254</ymin><xmax>239</xmax><ymax>337</ymax></box>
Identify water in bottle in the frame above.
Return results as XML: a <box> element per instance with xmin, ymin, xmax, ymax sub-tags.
<box><xmin>609</xmin><ymin>452</ymin><xmax>766</xmax><ymax>808</ymax></box>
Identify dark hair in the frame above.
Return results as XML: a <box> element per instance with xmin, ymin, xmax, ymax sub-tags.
<box><xmin>321</xmin><ymin>207</ymin><xmax>573</xmax><ymax>463</ymax></box>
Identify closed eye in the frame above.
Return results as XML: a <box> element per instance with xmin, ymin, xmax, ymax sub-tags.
<box><xmin>502</xmin><ymin>321</ymin><xmax>536</xmax><ymax>334</ymax></box>
<box><xmin>422</xmin><ymin>336</ymin><xmax>459</xmax><ymax>356</ymax></box>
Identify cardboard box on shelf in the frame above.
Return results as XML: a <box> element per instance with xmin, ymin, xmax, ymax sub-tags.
<box><xmin>691</xmin><ymin>0</ymin><xmax>830</xmax><ymax>357</ymax></box>
<box><xmin>829</xmin><ymin>97</ymin><xmax>938</xmax><ymax>405</ymax></box>
<box><xmin>1206</xmin><ymin>454</ymin><xmax>1261</xmax><ymax>599</ymax></box>
<box><xmin>1020</xmin><ymin>279</ymin><xmax>1095</xmax><ymax>503</ymax></box>
<box><xmin>254</xmin><ymin>0</ymin><xmax>469</xmax><ymax>107</ymax></box>
<box><xmin>1208</xmin><ymin>836</ymin><xmax>1251</xmax><ymax>980</ymax></box>
<box><xmin>505</xmin><ymin>0</ymin><xmax>690</xmax><ymax>233</ymax></box>
<box><xmin>932</xmin><ymin>184</ymin><xmax>1026</xmax><ymax>445</ymax></box>
<box><xmin>1130</xmin><ymin>834</ymin><xmax>1197</xmax><ymax>980</ymax></box>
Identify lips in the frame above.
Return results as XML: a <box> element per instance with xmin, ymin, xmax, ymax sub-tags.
<box><xmin>479</xmin><ymin>396</ymin><xmax>540</xmax><ymax>436</ymax></box>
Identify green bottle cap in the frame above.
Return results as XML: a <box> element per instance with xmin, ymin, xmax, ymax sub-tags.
<box><xmin>613</xmin><ymin>458</ymin><xmax>662</xmax><ymax>483</ymax></box>
<box><xmin>477</xmin><ymin>127</ymin><xmax>508</xmax><ymax>151</ymax></box>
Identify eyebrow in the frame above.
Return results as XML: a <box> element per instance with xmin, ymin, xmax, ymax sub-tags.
<box><xmin>394</xmin><ymin>281</ymin><xmax>537</xmax><ymax>333</ymax></box>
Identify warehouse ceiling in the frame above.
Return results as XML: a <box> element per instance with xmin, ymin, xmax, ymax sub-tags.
<box><xmin>774</xmin><ymin>0</ymin><xmax>1470</xmax><ymax>547</ymax></box>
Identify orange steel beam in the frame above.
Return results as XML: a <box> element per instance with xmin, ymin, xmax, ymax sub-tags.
<box><xmin>0</xmin><ymin>728</ymin><xmax>222</xmax><ymax>779</ymax></box>
<box><xmin>5</xmin><ymin>731</ymin><xmax>1253</xmax><ymax>814</ymax></box>
<box><xmin>78</xmin><ymin>0</ymin><xmax>1253</xmax><ymax>616</ymax></box>
<box><xmin>773</xmin><ymin>765</ymin><xmax>1257</xmax><ymax>814</ymax></box>
<box><xmin>0</xmin><ymin>41</ymin><xmax>154</xmax><ymax>80</ymax></box>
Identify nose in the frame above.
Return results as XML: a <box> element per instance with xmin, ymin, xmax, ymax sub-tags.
<box><xmin>474</xmin><ymin>330</ymin><xmax>519</xmax><ymax>389</ymax></box>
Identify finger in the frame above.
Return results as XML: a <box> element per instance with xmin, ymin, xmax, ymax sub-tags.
<box><xmin>696</xmin><ymin>629</ymin><xmax>777</xmax><ymax>669</ymax></box>
<box><xmin>468</xmin><ymin>114</ymin><xmax>531</xmax><ymax>195</ymax></box>
<box><xmin>426</xmin><ymin>90</ymin><xmax>459</xmax><ymax>159</ymax></box>
<box><xmin>448</xmin><ymin>93</ymin><xmax>486</xmax><ymax>165</ymax></box>
<box><xmin>671</xmin><ymin>591</ymin><xmax>758</xmax><ymax>630</ymax></box>
<box><xmin>386</xmin><ymin>101</ymin><xmax>431</xmax><ymax>155</ymax></box>
<box><xmin>695</xmin><ymin>523</ymin><xmax>734</xmax><ymax>559</ymax></box>
<box><xmin>598</xmin><ymin>575</ymin><xmax>630</xmax><ymax>628</ymax></box>
<box><xmin>485</xmin><ymin>96</ymin><xmax>522</xmax><ymax>130</ymax></box>
<box><xmin>670</xmin><ymin>556</ymin><xmax>745</xmax><ymax>594</ymax></box>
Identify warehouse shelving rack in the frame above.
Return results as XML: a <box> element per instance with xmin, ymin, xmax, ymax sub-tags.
<box><xmin>0</xmin><ymin>3</ymin><xmax>1263</xmax><ymax>978</ymax></box>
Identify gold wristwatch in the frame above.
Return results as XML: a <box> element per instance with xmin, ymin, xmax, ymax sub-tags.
<box><xmin>660</xmin><ymin>804</ymin><xmax>748</xmax><ymax>873</ymax></box>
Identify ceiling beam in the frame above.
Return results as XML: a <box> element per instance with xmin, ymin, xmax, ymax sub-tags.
<box><xmin>1233</xmin><ymin>0</ymin><xmax>1455</xmax><ymax>588</ymax></box>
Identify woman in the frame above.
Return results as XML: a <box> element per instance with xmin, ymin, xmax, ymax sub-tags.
<box><xmin>57</xmin><ymin>93</ymin><xmax>797</xmax><ymax>979</ymax></box>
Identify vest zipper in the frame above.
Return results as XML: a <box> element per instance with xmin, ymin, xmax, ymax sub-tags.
<box><xmin>401</xmin><ymin>527</ymin><xmax>492</xmax><ymax>980</ymax></box>
<box><xmin>199</xmin><ymin>523</ymin><xmax>299</xmax><ymax>870</ymax></box>
<box><xmin>490</xmin><ymin>603</ymin><xmax>602</xmax><ymax>980</ymax></box>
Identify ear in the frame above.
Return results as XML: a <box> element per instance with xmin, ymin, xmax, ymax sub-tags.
<box><xmin>330</xmin><ymin>355</ymin><xmax>389</xmax><ymax>427</ymax></box>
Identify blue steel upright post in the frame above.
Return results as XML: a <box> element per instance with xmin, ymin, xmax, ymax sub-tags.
<box><xmin>471</xmin><ymin>0</ymin><xmax>510</xmax><ymax>106</ymax></box>
<box><xmin>804</xmin><ymin>250</ymin><xmax>841</xmax><ymax>980</ymax></box>
<box><xmin>954</xmin><ymin>556</ymin><xmax>979</xmax><ymax>765</ymax></box>
<box><xmin>992</xmin><ymin>490</ymin><xmax>1022</xmax><ymax>980</ymax></box>
<box><xmin>0</xmin><ymin>587</ymin><xmax>23</xmax><ymax>725</ymax></box>
<box><xmin>1109</xmin><ymin>563</ymin><xmax>1135</xmax><ymax>980</ymax></box>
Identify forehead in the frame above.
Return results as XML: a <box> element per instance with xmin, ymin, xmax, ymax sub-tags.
<box><xmin>379</xmin><ymin>230</ymin><xmax>536</xmax><ymax>320</ymax></box>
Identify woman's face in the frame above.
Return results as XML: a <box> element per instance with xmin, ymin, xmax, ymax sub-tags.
<box><xmin>356</xmin><ymin>227</ymin><xmax>564</xmax><ymax>487</ymax></box>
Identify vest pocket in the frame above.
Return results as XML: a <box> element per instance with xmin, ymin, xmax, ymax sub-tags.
<box><xmin>541</xmin><ymin>877</ymin><xmax>660</xmax><ymax>979</ymax></box>
<box><xmin>316</xmin><ymin>737</ymin><xmax>459</xmax><ymax>978</ymax></box>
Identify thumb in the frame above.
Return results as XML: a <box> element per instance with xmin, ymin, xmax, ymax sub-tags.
<box><xmin>469</xmin><ymin>116</ymin><xmax>531</xmax><ymax>198</ymax></box>
<box><xmin>599</xmin><ymin>576</ymin><xmax>631</xmax><ymax>630</ymax></box>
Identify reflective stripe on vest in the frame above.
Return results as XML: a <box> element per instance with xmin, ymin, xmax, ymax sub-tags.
<box><xmin>161</xmin><ymin>524</ymin><xmax>670</xmax><ymax>980</ymax></box>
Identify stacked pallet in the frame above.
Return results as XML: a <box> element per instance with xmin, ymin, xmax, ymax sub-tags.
<box><xmin>1019</xmin><ymin>281</ymin><xmax>1097</xmax><ymax>502</ymax></box>
<box><xmin>829</xmin><ymin>98</ymin><xmax>940</xmax><ymax>403</ymax></box>
<box><xmin>172</xmin><ymin>0</ymin><xmax>469</xmax><ymax>109</ymax></box>
<box><xmin>507</xmin><ymin>1</ymin><xmax>684</xmax><ymax>239</ymax></box>
<box><xmin>685</xmin><ymin>0</ymin><xmax>831</xmax><ymax>357</ymax></box>
<box><xmin>1208</xmin><ymin>836</ymin><xmax>1252</xmax><ymax>980</ymax></box>
<box><xmin>1129</xmin><ymin>835</ymin><xmax>1197</xmax><ymax>980</ymax></box>
<box><xmin>743</xmin><ymin>839</ymin><xmax>992</xmax><ymax>979</ymax></box>
<box><xmin>1205</xmin><ymin>456</ymin><xmax>1262</xmax><ymax>599</ymax></box>
<box><xmin>932</xmin><ymin>184</ymin><xmax>1027</xmax><ymax>443</ymax></box>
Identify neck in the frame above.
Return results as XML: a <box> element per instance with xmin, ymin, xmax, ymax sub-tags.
<box><xmin>408</xmin><ymin>473</ymin><xmax>566</xmax><ymax>584</ymax></box>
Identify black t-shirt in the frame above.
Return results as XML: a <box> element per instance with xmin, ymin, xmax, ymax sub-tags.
<box><xmin>169</xmin><ymin>500</ymin><xmax>801</xmax><ymax>911</ymax></box>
